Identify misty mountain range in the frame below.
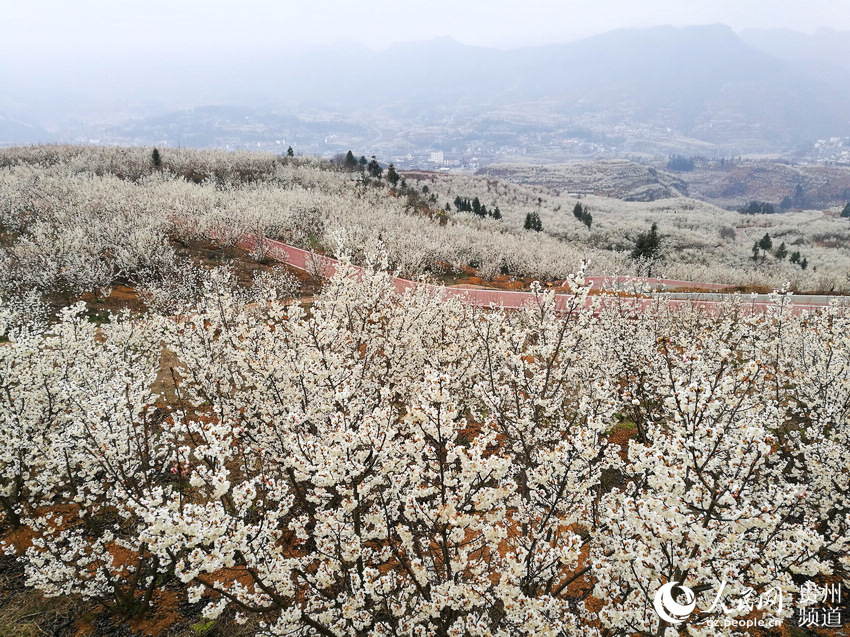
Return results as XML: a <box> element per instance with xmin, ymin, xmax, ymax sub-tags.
<box><xmin>2</xmin><ymin>24</ymin><xmax>849</xmax><ymax>158</ymax></box>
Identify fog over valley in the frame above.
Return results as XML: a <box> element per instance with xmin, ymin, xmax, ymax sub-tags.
<box><xmin>2</xmin><ymin>2</ymin><xmax>849</xmax><ymax>162</ymax></box>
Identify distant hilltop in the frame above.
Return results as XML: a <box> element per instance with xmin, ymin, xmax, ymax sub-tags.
<box><xmin>3</xmin><ymin>24</ymin><xmax>850</xmax><ymax>158</ymax></box>
<box><xmin>479</xmin><ymin>158</ymin><xmax>850</xmax><ymax>210</ymax></box>
<box><xmin>479</xmin><ymin>161</ymin><xmax>689</xmax><ymax>202</ymax></box>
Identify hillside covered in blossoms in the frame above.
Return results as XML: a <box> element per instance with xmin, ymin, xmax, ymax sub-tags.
<box><xmin>0</xmin><ymin>146</ymin><xmax>848</xmax><ymax>635</ymax></box>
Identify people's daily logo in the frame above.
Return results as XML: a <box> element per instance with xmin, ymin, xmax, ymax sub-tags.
<box><xmin>653</xmin><ymin>582</ymin><xmax>696</xmax><ymax>625</ymax></box>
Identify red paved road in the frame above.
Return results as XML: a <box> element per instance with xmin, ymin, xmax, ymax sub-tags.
<box><xmin>584</xmin><ymin>275</ymin><xmax>730</xmax><ymax>291</ymax></box>
<box><xmin>247</xmin><ymin>236</ymin><xmax>839</xmax><ymax>315</ymax></box>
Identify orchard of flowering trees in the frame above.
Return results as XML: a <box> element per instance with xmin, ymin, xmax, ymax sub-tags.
<box><xmin>1</xmin><ymin>252</ymin><xmax>849</xmax><ymax>634</ymax></box>
<box><xmin>0</xmin><ymin>145</ymin><xmax>849</xmax><ymax>635</ymax></box>
<box><xmin>3</xmin><ymin>145</ymin><xmax>850</xmax><ymax>293</ymax></box>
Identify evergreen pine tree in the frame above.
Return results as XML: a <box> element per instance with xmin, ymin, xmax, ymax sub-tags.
<box><xmin>524</xmin><ymin>212</ymin><xmax>542</xmax><ymax>232</ymax></box>
<box><xmin>775</xmin><ymin>242</ymin><xmax>788</xmax><ymax>260</ymax></box>
<box><xmin>631</xmin><ymin>223</ymin><xmax>662</xmax><ymax>261</ymax></box>
<box><xmin>151</xmin><ymin>148</ymin><xmax>162</xmax><ymax>169</ymax></box>
<box><xmin>344</xmin><ymin>150</ymin><xmax>357</xmax><ymax>170</ymax></box>
<box><xmin>367</xmin><ymin>156</ymin><xmax>382</xmax><ymax>178</ymax></box>
<box><xmin>758</xmin><ymin>233</ymin><xmax>773</xmax><ymax>251</ymax></box>
<box><xmin>573</xmin><ymin>202</ymin><xmax>584</xmax><ymax>220</ymax></box>
<box><xmin>287</xmin><ymin>146</ymin><xmax>295</xmax><ymax>157</ymax></box>
<box><xmin>492</xmin><ymin>207</ymin><xmax>502</xmax><ymax>220</ymax></box>
<box><xmin>386</xmin><ymin>164</ymin><xmax>400</xmax><ymax>187</ymax></box>
<box><xmin>842</xmin><ymin>202</ymin><xmax>850</xmax><ymax>218</ymax></box>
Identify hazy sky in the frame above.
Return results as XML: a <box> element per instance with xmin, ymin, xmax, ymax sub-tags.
<box><xmin>2</xmin><ymin>0</ymin><xmax>848</xmax><ymax>62</ymax></box>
